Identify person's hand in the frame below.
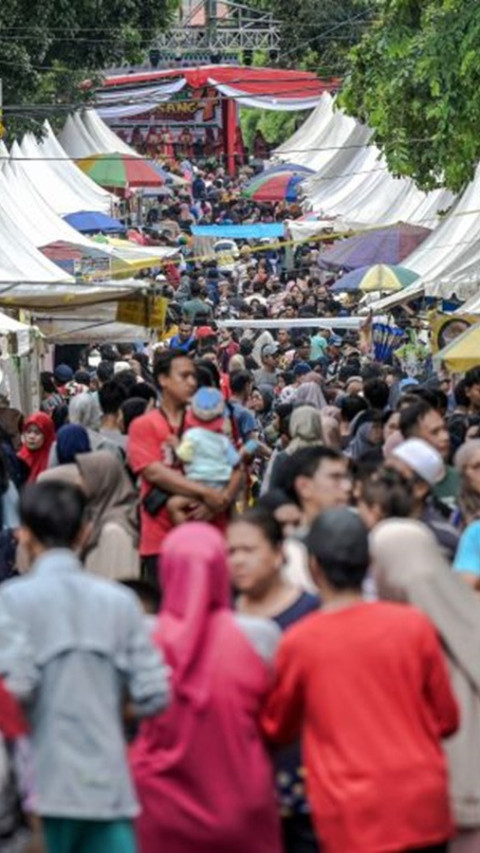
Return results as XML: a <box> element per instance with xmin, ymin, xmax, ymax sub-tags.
<box><xmin>166</xmin><ymin>434</ymin><xmax>180</xmax><ymax>449</ymax></box>
<box><xmin>188</xmin><ymin>502</ymin><xmax>215</xmax><ymax>521</ymax></box>
<box><xmin>202</xmin><ymin>488</ymin><xmax>229</xmax><ymax>513</ymax></box>
<box><xmin>25</xmin><ymin>834</ymin><xmax>46</xmax><ymax>853</ymax></box>
<box><xmin>24</xmin><ymin>815</ymin><xmax>46</xmax><ymax>853</ymax></box>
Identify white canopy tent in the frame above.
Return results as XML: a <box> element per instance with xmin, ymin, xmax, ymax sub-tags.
<box><xmin>38</xmin><ymin>122</ymin><xmax>113</xmax><ymax>213</ymax></box>
<box><xmin>369</xmin><ymin>162</ymin><xmax>480</xmax><ymax>312</ymax></box>
<box><xmin>12</xmin><ymin>135</ymin><xmax>98</xmax><ymax>218</ymax></box>
<box><xmin>0</xmin><ymin>160</ymin><xmax>159</xmax><ymax>279</ymax></box>
<box><xmin>0</xmin><ymin>279</ymin><xmax>149</xmax><ymax>310</ymax></box>
<box><xmin>0</xmin><ymin>140</ymin><xmax>8</xmax><ymax>172</ymax></box>
<box><xmin>300</xmin><ymin>111</ymin><xmax>359</xmax><ymax>174</ymax></box>
<box><xmin>32</xmin><ymin>301</ymin><xmax>154</xmax><ymax>344</ymax></box>
<box><xmin>59</xmin><ymin>109</ymin><xmax>138</xmax><ymax>159</ymax></box>
<box><xmin>0</xmin><ymin>203</ymin><xmax>74</xmax><ymax>287</ymax></box>
<box><xmin>274</xmin><ymin>94</ymin><xmax>334</xmax><ymax>162</ymax></box>
<box><xmin>0</xmin><ymin>162</ymin><xmax>112</xmax><ymax>254</ymax></box>
<box><xmin>59</xmin><ymin>113</ymin><xmax>103</xmax><ymax>160</ymax></box>
<box><xmin>81</xmin><ymin>109</ymin><xmax>138</xmax><ymax>157</ymax></box>
<box><xmin>277</xmin><ymin>95</ymin><xmax>455</xmax><ymax>231</ymax></box>
<box><xmin>303</xmin><ymin>122</ymin><xmax>372</xmax><ymax>194</ymax></box>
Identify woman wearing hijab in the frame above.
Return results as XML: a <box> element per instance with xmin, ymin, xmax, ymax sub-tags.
<box><xmin>294</xmin><ymin>381</ymin><xmax>342</xmax><ymax>449</ymax></box>
<box><xmin>130</xmin><ymin>523</ymin><xmax>282</xmax><ymax>853</ymax></box>
<box><xmin>371</xmin><ymin>519</ymin><xmax>480</xmax><ymax>852</ymax></box>
<box><xmin>74</xmin><ymin>451</ymin><xmax>139</xmax><ymax>580</ymax></box>
<box><xmin>294</xmin><ymin>379</ymin><xmax>327</xmax><ymax>410</ymax></box>
<box><xmin>250</xmin><ymin>385</ymin><xmax>275</xmax><ymax>434</ymax></box>
<box><xmin>17</xmin><ymin>413</ymin><xmax>55</xmax><ymax>483</ymax></box>
<box><xmin>345</xmin><ymin>413</ymin><xmax>384</xmax><ymax>463</ymax></box>
<box><xmin>55</xmin><ymin>424</ymin><xmax>91</xmax><ymax>465</ymax></box>
<box><xmin>268</xmin><ymin>406</ymin><xmax>324</xmax><ymax>492</ymax></box>
<box><xmin>69</xmin><ymin>391</ymin><xmax>101</xmax><ymax>430</ymax></box>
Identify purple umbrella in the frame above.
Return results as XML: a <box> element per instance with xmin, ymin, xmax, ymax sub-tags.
<box><xmin>318</xmin><ymin>223</ymin><xmax>431</xmax><ymax>272</ymax></box>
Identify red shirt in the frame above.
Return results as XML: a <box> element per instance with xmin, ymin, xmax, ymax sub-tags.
<box><xmin>127</xmin><ymin>410</ymin><xmax>182</xmax><ymax>557</ymax></box>
<box><xmin>262</xmin><ymin>602</ymin><xmax>458</xmax><ymax>853</ymax></box>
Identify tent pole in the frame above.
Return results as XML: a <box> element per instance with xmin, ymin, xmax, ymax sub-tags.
<box><xmin>222</xmin><ymin>96</ymin><xmax>236</xmax><ymax>177</ymax></box>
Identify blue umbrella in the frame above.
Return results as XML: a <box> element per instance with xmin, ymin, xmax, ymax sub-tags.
<box><xmin>64</xmin><ymin>210</ymin><xmax>126</xmax><ymax>234</ymax></box>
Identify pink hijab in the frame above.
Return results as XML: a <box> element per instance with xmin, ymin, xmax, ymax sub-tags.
<box><xmin>132</xmin><ymin>522</ymin><xmax>282</xmax><ymax>853</ymax></box>
<box><xmin>156</xmin><ymin>523</ymin><xmax>232</xmax><ymax>710</ymax></box>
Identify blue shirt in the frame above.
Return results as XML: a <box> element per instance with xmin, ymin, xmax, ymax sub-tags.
<box><xmin>228</xmin><ymin>400</ymin><xmax>257</xmax><ymax>443</ymax></box>
<box><xmin>169</xmin><ymin>334</ymin><xmax>194</xmax><ymax>353</ymax></box>
<box><xmin>454</xmin><ymin>519</ymin><xmax>480</xmax><ymax>575</ymax></box>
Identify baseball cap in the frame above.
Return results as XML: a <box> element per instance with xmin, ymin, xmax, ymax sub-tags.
<box><xmin>261</xmin><ymin>343</ymin><xmax>279</xmax><ymax>358</ymax></box>
<box><xmin>293</xmin><ymin>361</ymin><xmax>311</xmax><ymax>377</ymax></box>
<box><xmin>190</xmin><ymin>387</ymin><xmax>225</xmax><ymax>422</ymax></box>
<box><xmin>196</xmin><ymin>326</ymin><xmax>216</xmax><ymax>339</ymax></box>
<box><xmin>54</xmin><ymin>364</ymin><xmax>74</xmax><ymax>384</ymax></box>
<box><xmin>304</xmin><ymin>507</ymin><xmax>369</xmax><ymax>575</ymax></box>
<box><xmin>391</xmin><ymin>438</ymin><xmax>445</xmax><ymax>486</ymax></box>
<box><xmin>399</xmin><ymin>377</ymin><xmax>419</xmax><ymax>391</ymax></box>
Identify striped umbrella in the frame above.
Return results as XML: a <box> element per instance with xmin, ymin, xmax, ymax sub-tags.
<box><xmin>77</xmin><ymin>153</ymin><xmax>164</xmax><ymax>189</ymax></box>
<box><xmin>330</xmin><ymin>264</ymin><xmax>419</xmax><ymax>294</ymax></box>
<box><xmin>242</xmin><ymin>169</ymin><xmax>307</xmax><ymax>202</ymax></box>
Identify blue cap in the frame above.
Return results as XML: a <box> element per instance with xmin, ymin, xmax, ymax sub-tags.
<box><xmin>54</xmin><ymin>364</ymin><xmax>74</xmax><ymax>384</ymax></box>
<box><xmin>190</xmin><ymin>387</ymin><xmax>225</xmax><ymax>421</ymax></box>
<box><xmin>293</xmin><ymin>361</ymin><xmax>311</xmax><ymax>377</ymax></box>
<box><xmin>329</xmin><ymin>334</ymin><xmax>343</xmax><ymax>347</ymax></box>
<box><xmin>399</xmin><ymin>377</ymin><xmax>419</xmax><ymax>390</ymax></box>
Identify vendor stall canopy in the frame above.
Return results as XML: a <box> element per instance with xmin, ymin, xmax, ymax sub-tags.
<box><xmin>434</xmin><ymin>322</ymin><xmax>480</xmax><ymax>372</ymax></box>
<box><xmin>95</xmin><ymin>65</ymin><xmax>337</xmax><ymax>113</ymax></box>
<box><xmin>275</xmin><ymin>94</ymin><xmax>455</xmax><ymax>231</ymax></box>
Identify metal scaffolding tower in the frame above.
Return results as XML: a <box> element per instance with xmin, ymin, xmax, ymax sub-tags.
<box><xmin>152</xmin><ymin>0</ymin><xmax>280</xmax><ymax>61</ymax></box>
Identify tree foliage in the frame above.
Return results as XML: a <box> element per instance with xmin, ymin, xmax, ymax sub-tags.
<box><xmin>0</xmin><ymin>0</ymin><xmax>178</xmax><ymax>136</ymax></box>
<box><xmin>237</xmin><ymin>1</ymin><xmax>374</xmax><ymax>150</ymax></box>
<box><xmin>240</xmin><ymin>107</ymin><xmax>307</xmax><ymax>152</ymax></box>
<box><xmin>341</xmin><ymin>0</ymin><xmax>480</xmax><ymax>192</ymax></box>
<box><xmin>247</xmin><ymin>0</ymin><xmax>375</xmax><ymax>75</ymax></box>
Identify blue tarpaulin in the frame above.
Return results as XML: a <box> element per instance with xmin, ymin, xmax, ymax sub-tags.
<box><xmin>64</xmin><ymin>211</ymin><xmax>126</xmax><ymax>234</ymax></box>
<box><xmin>191</xmin><ymin>223</ymin><xmax>284</xmax><ymax>240</ymax></box>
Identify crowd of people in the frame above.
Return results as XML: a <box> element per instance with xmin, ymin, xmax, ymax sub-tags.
<box><xmin>0</xmin><ymin>182</ymin><xmax>480</xmax><ymax>853</ymax></box>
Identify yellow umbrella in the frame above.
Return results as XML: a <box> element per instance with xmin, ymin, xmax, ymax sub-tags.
<box><xmin>434</xmin><ymin>321</ymin><xmax>480</xmax><ymax>372</ymax></box>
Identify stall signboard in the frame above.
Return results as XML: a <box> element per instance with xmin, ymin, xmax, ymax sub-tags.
<box><xmin>116</xmin><ymin>295</ymin><xmax>168</xmax><ymax>331</ymax></box>
<box><xmin>430</xmin><ymin>312</ymin><xmax>479</xmax><ymax>354</ymax></box>
<box><xmin>110</xmin><ymin>85</ymin><xmax>223</xmax><ymax>155</ymax></box>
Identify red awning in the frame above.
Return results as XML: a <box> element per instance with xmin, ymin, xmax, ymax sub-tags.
<box><xmin>99</xmin><ymin>65</ymin><xmax>340</xmax><ymax>111</ymax></box>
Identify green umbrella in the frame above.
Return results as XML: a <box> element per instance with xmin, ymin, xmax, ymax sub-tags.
<box><xmin>77</xmin><ymin>153</ymin><xmax>164</xmax><ymax>189</ymax></box>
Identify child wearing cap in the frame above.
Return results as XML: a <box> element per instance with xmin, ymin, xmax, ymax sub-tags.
<box><xmin>168</xmin><ymin>387</ymin><xmax>241</xmax><ymax>525</ymax></box>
